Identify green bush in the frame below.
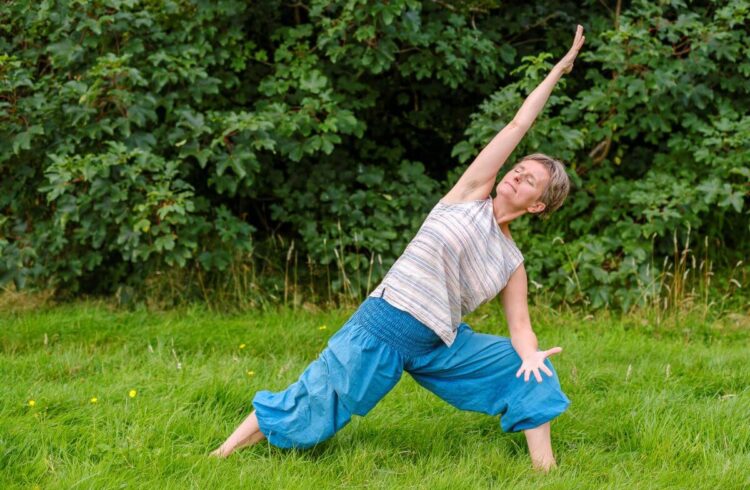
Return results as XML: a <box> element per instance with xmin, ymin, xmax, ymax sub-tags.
<box><xmin>1</xmin><ymin>0</ymin><xmax>747</xmax><ymax>309</ymax></box>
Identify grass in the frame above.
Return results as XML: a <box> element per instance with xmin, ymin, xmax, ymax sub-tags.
<box><xmin>1</xmin><ymin>299</ymin><xmax>749</xmax><ymax>489</ymax></box>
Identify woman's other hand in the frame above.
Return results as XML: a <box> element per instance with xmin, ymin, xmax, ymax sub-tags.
<box><xmin>555</xmin><ymin>24</ymin><xmax>585</xmax><ymax>75</ymax></box>
<box><xmin>516</xmin><ymin>347</ymin><xmax>563</xmax><ymax>383</ymax></box>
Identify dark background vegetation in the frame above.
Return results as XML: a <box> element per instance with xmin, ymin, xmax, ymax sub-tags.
<box><xmin>1</xmin><ymin>0</ymin><xmax>748</xmax><ymax>312</ymax></box>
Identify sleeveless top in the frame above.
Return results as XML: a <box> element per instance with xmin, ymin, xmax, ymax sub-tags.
<box><xmin>368</xmin><ymin>196</ymin><xmax>525</xmax><ymax>347</ymax></box>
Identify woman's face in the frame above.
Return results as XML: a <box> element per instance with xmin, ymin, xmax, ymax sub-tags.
<box><xmin>495</xmin><ymin>160</ymin><xmax>551</xmax><ymax>214</ymax></box>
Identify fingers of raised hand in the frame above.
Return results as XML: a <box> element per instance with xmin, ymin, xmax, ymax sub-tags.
<box><xmin>540</xmin><ymin>364</ymin><xmax>553</xmax><ymax>378</ymax></box>
<box><xmin>575</xmin><ymin>24</ymin><xmax>585</xmax><ymax>43</ymax></box>
<box><xmin>574</xmin><ymin>24</ymin><xmax>583</xmax><ymax>42</ymax></box>
<box><xmin>570</xmin><ymin>25</ymin><xmax>585</xmax><ymax>53</ymax></box>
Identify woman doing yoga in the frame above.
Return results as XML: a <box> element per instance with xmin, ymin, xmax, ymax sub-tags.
<box><xmin>211</xmin><ymin>25</ymin><xmax>586</xmax><ymax>472</ymax></box>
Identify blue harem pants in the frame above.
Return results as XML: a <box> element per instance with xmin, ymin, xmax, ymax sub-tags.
<box><xmin>252</xmin><ymin>295</ymin><xmax>570</xmax><ymax>449</ymax></box>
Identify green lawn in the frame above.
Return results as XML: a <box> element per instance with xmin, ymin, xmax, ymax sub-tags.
<box><xmin>2</xmin><ymin>300</ymin><xmax>749</xmax><ymax>489</ymax></box>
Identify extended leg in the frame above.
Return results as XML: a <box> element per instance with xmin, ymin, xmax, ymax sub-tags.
<box><xmin>523</xmin><ymin>421</ymin><xmax>556</xmax><ymax>472</ymax></box>
<box><xmin>211</xmin><ymin>319</ymin><xmax>404</xmax><ymax>454</ymax></box>
<box><xmin>210</xmin><ymin>410</ymin><xmax>265</xmax><ymax>458</ymax></box>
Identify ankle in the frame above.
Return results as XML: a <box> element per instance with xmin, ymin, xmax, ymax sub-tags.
<box><xmin>219</xmin><ymin>442</ymin><xmax>235</xmax><ymax>456</ymax></box>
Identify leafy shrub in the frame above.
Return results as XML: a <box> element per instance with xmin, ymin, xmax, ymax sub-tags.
<box><xmin>0</xmin><ymin>0</ymin><xmax>747</xmax><ymax>310</ymax></box>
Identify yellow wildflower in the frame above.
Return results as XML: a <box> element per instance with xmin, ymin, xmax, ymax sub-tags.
<box><xmin>28</xmin><ymin>399</ymin><xmax>36</xmax><ymax>407</ymax></box>
<box><xmin>129</xmin><ymin>389</ymin><xmax>137</xmax><ymax>398</ymax></box>
<box><xmin>247</xmin><ymin>370</ymin><xmax>255</xmax><ymax>377</ymax></box>
<box><xmin>239</xmin><ymin>343</ymin><xmax>246</xmax><ymax>349</ymax></box>
<box><xmin>318</xmin><ymin>325</ymin><xmax>327</xmax><ymax>330</ymax></box>
<box><xmin>90</xmin><ymin>397</ymin><xmax>98</xmax><ymax>404</ymax></box>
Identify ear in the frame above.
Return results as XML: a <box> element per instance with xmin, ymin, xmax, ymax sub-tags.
<box><xmin>527</xmin><ymin>201</ymin><xmax>546</xmax><ymax>214</ymax></box>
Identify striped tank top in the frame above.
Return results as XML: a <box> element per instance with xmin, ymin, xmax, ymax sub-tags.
<box><xmin>368</xmin><ymin>196</ymin><xmax>524</xmax><ymax>347</ymax></box>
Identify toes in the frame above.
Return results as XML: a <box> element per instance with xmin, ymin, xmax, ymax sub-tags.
<box><xmin>209</xmin><ymin>447</ymin><xmax>229</xmax><ymax>458</ymax></box>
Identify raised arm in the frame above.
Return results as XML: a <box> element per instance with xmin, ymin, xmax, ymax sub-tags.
<box><xmin>445</xmin><ymin>25</ymin><xmax>585</xmax><ymax>202</ymax></box>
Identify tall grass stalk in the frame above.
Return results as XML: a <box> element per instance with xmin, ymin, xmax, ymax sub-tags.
<box><xmin>293</xmin><ymin>245</ymin><xmax>299</xmax><ymax>308</ymax></box>
<box><xmin>307</xmin><ymin>254</ymin><xmax>315</xmax><ymax>304</ymax></box>
<box><xmin>353</xmin><ymin>231</ymin><xmax>361</xmax><ymax>304</ymax></box>
<box><xmin>552</xmin><ymin>236</ymin><xmax>586</xmax><ymax>306</ymax></box>
<box><xmin>324</xmin><ymin>238</ymin><xmax>332</xmax><ymax>307</ymax></box>
<box><xmin>365</xmin><ymin>251</ymin><xmax>375</xmax><ymax>297</ymax></box>
<box><xmin>284</xmin><ymin>239</ymin><xmax>294</xmax><ymax>308</ymax></box>
<box><xmin>334</xmin><ymin>219</ymin><xmax>355</xmax><ymax>307</ymax></box>
<box><xmin>631</xmin><ymin>227</ymin><xmax>744</xmax><ymax>323</ymax></box>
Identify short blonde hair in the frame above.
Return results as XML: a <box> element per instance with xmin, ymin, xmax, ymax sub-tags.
<box><xmin>516</xmin><ymin>153</ymin><xmax>570</xmax><ymax>220</ymax></box>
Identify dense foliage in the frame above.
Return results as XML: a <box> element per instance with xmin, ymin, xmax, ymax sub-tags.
<box><xmin>1</xmin><ymin>0</ymin><xmax>748</xmax><ymax>309</ymax></box>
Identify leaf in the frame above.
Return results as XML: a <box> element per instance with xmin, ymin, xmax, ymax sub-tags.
<box><xmin>135</xmin><ymin>219</ymin><xmax>150</xmax><ymax>233</ymax></box>
<box><xmin>300</xmin><ymin>69</ymin><xmax>328</xmax><ymax>94</ymax></box>
<box><xmin>12</xmin><ymin>125</ymin><xmax>45</xmax><ymax>154</ymax></box>
<box><xmin>155</xmin><ymin>234</ymin><xmax>175</xmax><ymax>251</ymax></box>
<box><xmin>719</xmin><ymin>190</ymin><xmax>744</xmax><ymax>213</ymax></box>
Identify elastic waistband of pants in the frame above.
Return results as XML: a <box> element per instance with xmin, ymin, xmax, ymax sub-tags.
<box><xmin>349</xmin><ymin>296</ymin><xmax>443</xmax><ymax>358</ymax></box>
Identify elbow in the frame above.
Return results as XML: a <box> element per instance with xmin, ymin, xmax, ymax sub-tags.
<box><xmin>509</xmin><ymin>118</ymin><xmax>531</xmax><ymax>133</ymax></box>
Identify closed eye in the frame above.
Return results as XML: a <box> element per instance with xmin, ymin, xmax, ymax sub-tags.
<box><xmin>515</xmin><ymin>168</ymin><xmax>535</xmax><ymax>186</ymax></box>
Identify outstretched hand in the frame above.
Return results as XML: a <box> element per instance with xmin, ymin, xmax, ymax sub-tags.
<box><xmin>516</xmin><ymin>347</ymin><xmax>563</xmax><ymax>383</ymax></box>
<box><xmin>555</xmin><ymin>24</ymin><xmax>585</xmax><ymax>75</ymax></box>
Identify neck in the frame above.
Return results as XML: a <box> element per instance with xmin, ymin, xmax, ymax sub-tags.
<box><xmin>492</xmin><ymin>195</ymin><xmax>527</xmax><ymax>229</ymax></box>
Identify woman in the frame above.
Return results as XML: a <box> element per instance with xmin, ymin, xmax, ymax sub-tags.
<box><xmin>211</xmin><ymin>25</ymin><xmax>586</xmax><ymax>471</ymax></box>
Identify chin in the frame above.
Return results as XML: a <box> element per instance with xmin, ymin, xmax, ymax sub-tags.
<box><xmin>496</xmin><ymin>187</ymin><xmax>513</xmax><ymax>199</ymax></box>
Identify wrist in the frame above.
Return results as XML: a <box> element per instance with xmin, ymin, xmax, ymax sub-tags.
<box><xmin>510</xmin><ymin>326</ymin><xmax>539</xmax><ymax>355</ymax></box>
<box><xmin>550</xmin><ymin>64</ymin><xmax>565</xmax><ymax>79</ymax></box>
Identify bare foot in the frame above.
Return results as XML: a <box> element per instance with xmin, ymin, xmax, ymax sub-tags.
<box><xmin>210</xmin><ymin>411</ymin><xmax>266</xmax><ymax>459</ymax></box>
<box><xmin>209</xmin><ymin>444</ymin><xmax>233</xmax><ymax>458</ymax></box>
<box><xmin>532</xmin><ymin>458</ymin><xmax>557</xmax><ymax>473</ymax></box>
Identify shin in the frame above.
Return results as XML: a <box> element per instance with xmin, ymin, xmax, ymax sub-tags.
<box><xmin>523</xmin><ymin>421</ymin><xmax>556</xmax><ymax>472</ymax></box>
